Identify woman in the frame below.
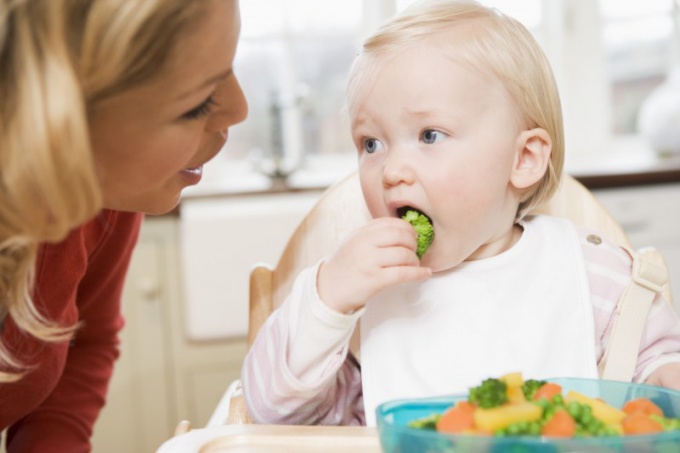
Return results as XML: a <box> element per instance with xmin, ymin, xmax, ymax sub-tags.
<box><xmin>0</xmin><ymin>0</ymin><xmax>247</xmax><ymax>451</ymax></box>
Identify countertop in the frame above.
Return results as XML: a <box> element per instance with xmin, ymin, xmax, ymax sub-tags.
<box><xmin>565</xmin><ymin>136</ymin><xmax>680</xmax><ymax>189</ymax></box>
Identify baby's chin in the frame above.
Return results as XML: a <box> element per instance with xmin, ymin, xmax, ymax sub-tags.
<box><xmin>422</xmin><ymin>253</ymin><xmax>466</xmax><ymax>273</ymax></box>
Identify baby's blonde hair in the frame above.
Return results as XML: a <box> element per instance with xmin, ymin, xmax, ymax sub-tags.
<box><xmin>0</xmin><ymin>0</ymin><xmax>206</xmax><ymax>382</ymax></box>
<box><xmin>348</xmin><ymin>0</ymin><xmax>564</xmax><ymax>219</ymax></box>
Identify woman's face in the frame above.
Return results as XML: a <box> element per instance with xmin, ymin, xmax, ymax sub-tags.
<box><xmin>88</xmin><ymin>0</ymin><xmax>247</xmax><ymax>214</ymax></box>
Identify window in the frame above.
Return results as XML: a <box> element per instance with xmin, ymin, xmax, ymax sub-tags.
<box><xmin>209</xmin><ymin>0</ymin><xmax>680</xmax><ymax>188</ymax></box>
<box><xmin>602</xmin><ymin>0</ymin><xmax>677</xmax><ymax>134</ymax></box>
<box><xmin>215</xmin><ymin>0</ymin><xmax>362</xmax><ymax>179</ymax></box>
<box><xmin>396</xmin><ymin>0</ymin><xmax>680</xmax><ymax>156</ymax></box>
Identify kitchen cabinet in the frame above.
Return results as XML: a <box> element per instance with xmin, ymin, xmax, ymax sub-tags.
<box><xmin>179</xmin><ymin>190</ymin><xmax>323</xmax><ymax>341</ymax></box>
<box><xmin>90</xmin><ymin>217</ymin><xmax>249</xmax><ymax>453</ymax></box>
<box><xmin>91</xmin><ymin>217</ymin><xmax>180</xmax><ymax>452</ymax></box>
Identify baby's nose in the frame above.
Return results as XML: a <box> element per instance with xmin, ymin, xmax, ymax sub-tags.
<box><xmin>382</xmin><ymin>148</ymin><xmax>415</xmax><ymax>187</ymax></box>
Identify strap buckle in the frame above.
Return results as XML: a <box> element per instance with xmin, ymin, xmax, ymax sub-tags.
<box><xmin>632</xmin><ymin>253</ymin><xmax>667</xmax><ymax>293</ymax></box>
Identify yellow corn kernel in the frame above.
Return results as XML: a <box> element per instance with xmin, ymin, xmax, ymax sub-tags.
<box><xmin>473</xmin><ymin>402</ymin><xmax>542</xmax><ymax>432</ymax></box>
<box><xmin>507</xmin><ymin>384</ymin><xmax>526</xmax><ymax>404</ymax></box>
<box><xmin>500</xmin><ymin>372</ymin><xmax>526</xmax><ymax>404</ymax></box>
<box><xmin>500</xmin><ymin>372</ymin><xmax>524</xmax><ymax>388</ymax></box>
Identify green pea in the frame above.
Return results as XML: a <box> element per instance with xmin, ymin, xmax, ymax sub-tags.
<box><xmin>529</xmin><ymin>421</ymin><xmax>542</xmax><ymax>435</ymax></box>
<box><xmin>567</xmin><ymin>401</ymin><xmax>582</xmax><ymax>419</ymax></box>
<box><xmin>586</xmin><ymin>419</ymin><xmax>599</xmax><ymax>434</ymax></box>
<box><xmin>581</xmin><ymin>412</ymin><xmax>594</xmax><ymax>425</ymax></box>
<box><xmin>551</xmin><ymin>394</ymin><xmax>564</xmax><ymax>406</ymax></box>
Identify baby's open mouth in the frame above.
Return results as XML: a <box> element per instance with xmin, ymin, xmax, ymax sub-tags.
<box><xmin>396</xmin><ymin>205</ymin><xmax>432</xmax><ymax>225</ymax></box>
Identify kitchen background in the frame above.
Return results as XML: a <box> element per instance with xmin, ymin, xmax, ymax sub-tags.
<box><xmin>86</xmin><ymin>1</ymin><xmax>680</xmax><ymax>452</ymax></box>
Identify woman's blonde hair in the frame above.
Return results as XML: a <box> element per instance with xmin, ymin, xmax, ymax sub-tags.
<box><xmin>347</xmin><ymin>0</ymin><xmax>564</xmax><ymax>220</ymax></box>
<box><xmin>0</xmin><ymin>0</ymin><xmax>207</xmax><ymax>381</ymax></box>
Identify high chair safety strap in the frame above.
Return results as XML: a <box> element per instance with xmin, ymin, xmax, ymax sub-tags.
<box><xmin>599</xmin><ymin>247</ymin><xmax>668</xmax><ymax>382</ymax></box>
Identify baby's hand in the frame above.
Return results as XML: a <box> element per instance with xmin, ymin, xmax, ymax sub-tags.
<box><xmin>317</xmin><ymin>217</ymin><xmax>432</xmax><ymax>314</ymax></box>
<box><xmin>645</xmin><ymin>362</ymin><xmax>680</xmax><ymax>390</ymax></box>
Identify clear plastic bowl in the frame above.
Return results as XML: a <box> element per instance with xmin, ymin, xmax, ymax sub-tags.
<box><xmin>375</xmin><ymin>378</ymin><xmax>680</xmax><ymax>453</ymax></box>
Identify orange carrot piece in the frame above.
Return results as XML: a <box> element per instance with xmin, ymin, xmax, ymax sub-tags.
<box><xmin>436</xmin><ymin>405</ymin><xmax>476</xmax><ymax>433</ymax></box>
<box><xmin>621</xmin><ymin>413</ymin><xmax>664</xmax><ymax>435</ymax></box>
<box><xmin>456</xmin><ymin>401</ymin><xmax>476</xmax><ymax>413</ymax></box>
<box><xmin>533</xmin><ymin>382</ymin><xmax>562</xmax><ymax>401</ymax></box>
<box><xmin>622</xmin><ymin>398</ymin><xmax>663</xmax><ymax>417</ymax></box>
<box><xmin>541</xmin><ymin>409</ymin><xmax>576</xmax><ymax>438</ymax></box>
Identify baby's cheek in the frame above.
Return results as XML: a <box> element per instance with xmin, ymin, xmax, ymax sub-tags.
<box><xmin>364</xmin><ymin>198</ymin><xmax>385</xmax><ymax>219</ymax></box>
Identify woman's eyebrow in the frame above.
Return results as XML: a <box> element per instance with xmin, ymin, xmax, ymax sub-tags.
<box><xmin>176</xmin><ymin>68</ymin><xmax>233</xmax><ymax>100</ymax></box>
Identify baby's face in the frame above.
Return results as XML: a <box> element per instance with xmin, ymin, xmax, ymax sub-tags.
<box><xmin>350</xmin><ymin>43</ymin><xmax>527</xmax><ymax>272</ymax></box>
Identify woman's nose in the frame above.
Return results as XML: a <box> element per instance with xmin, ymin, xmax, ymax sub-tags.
<box><xmin>205</xmin><ymin>75</ymin><xmax>248</xmax><ymax>133</ymax></box>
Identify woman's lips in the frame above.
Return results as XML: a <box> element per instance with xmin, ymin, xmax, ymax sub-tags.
<box><xmin>180</xmin><ymin>130</ymin><xmax>229</xmax><ymax>185</ymax></box>
<box><xmin>180</xmin><ymin>166</ymin><xmax>203</xmax><ymax>184</ymax></box>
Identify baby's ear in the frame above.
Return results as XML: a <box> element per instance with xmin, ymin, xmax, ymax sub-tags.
<box><xmin>510</xmin><ymin>128</ymin><xmax>551</xmax><ymax>190</ymax></box>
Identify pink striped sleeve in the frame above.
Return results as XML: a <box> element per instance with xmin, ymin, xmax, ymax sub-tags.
<box><xmin>241</xmin><ymin>266</ymin><xmax>365</xmax><ymax>425</ymax></box>
<box><xmin>578</xmin><ymin>226</ymin><xmax>680</xmax><ymax>382</ymax></box>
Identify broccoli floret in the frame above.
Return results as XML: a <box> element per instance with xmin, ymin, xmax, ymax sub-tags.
<box><xmin>402</xmin><ymin>210</ymin><xmax>434</xmax><ymax>259</ymax></box>
<box><xmin>522</xmin><ymin>379</ymin><xmax>547</xmax><ymax>401</ymax></box>
<box><xmin>468</xmin><ymin>378</ymin><xmax>509</xmax><ymax>408</ymax></box>
<box><xmin>407</xmin><ymin>413</ymin><xmax>441</xmax><ymax>430</ymax></box>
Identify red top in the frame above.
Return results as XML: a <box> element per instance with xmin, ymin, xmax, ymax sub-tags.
<box><xmin>0</xmin><ymin>210</ymin><xmax>144</xmax><ymax>453</ymax></box>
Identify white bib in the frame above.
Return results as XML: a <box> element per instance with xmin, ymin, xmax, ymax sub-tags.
<box><xmin>360</xmin><ymin>215</ymin><xmax>598</xmax><ymax>426</ymax></box>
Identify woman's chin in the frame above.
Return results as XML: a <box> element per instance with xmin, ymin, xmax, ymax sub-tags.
<box><xmin>103</xmin><ymin>192</ymin><xmax>181</xmax><ymax>215</ymax></box>
<box><xmin>144</xmin><ymin>196</ymin><xmax>181</xmax><ymax>215</ymax></box>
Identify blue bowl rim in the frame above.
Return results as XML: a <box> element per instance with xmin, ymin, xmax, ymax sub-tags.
<box><xmin>375</xmin><ymin>377</ymin><xmax>680</xmax><ymax>446</ymax></box>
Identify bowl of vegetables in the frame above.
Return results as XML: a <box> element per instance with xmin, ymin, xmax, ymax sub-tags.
<box><xmin>375</xmin><ymin>373</ymin><xmax>680</xmax><ymax>452</ymax></box>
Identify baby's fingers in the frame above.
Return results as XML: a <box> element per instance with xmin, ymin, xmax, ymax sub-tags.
<box><xmin>379</xmin><ymin>265</ymin><xmax>432</xmax><ymax>288</ymax></box>
<box><xmin>376</xmin><ymin>245</ymin><xmax>422</xmax><ymax>268</ymax></box>
<box><xmin>370</xmin><ymin>221</ymin><xmax>419</xmax><ymax>252</ymax></box>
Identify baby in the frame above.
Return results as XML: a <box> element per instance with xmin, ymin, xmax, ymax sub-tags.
<box><xmin>242</xmin><ymin>0</ymin><xmax>680</xmax><ymax>426</ymax></box>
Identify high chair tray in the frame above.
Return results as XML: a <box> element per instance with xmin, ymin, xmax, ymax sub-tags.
<box><xmin>156</xmin><ymin>424</ymin><xmax>380</xmax><ymax>453</ymax></box>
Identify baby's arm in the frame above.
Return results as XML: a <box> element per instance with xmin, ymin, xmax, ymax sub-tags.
<box><xmin>634</xmin><ymin>290</ymin><xmax>680</xmax><ymax>388</ymax></box>
<box><xmin>581</xmin><ymin>226</ymin><xmax>680</xmax><ymax>387</ymax></box>
<box><xmin>645</xmin><ymin>362</ymin><xmax>680</xmax><ymax>390</ymax></box>
<box><xmin>241</xmin><ymin>218</ymin><xmax>430</xmax><ymax>424</ymax></box>
<box><xmin>241</xmin><ymin>264</ymin><xmax>365</xmax><ymax>425</ymax></box>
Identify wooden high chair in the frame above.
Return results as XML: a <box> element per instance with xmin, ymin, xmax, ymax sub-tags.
<box><xmin>215</xmin><ymin>171</ymin><xmax>672</xmax><ymax>426</ymax></box>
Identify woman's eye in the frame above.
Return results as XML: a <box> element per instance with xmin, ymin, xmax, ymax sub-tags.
<box><xmin>362</xmin><ymin>138</ymin><xmax>382</xmax><ymax>154</ymax></box>
<box><xmin>182</xmin><ymin>96</ymin><xmax>217</xmax><ymax>120</ymax></box>
<box><xmin>421</xmin><ymin>129</ymin><xmax>444</xmax><ymax>144</ymax></box>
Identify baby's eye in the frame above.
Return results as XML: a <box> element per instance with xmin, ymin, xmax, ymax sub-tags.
<box><xmin>362</xmin><ymin>138</ymin><xmax>383</xmax><ymax>154</ymax></box>
<box><xmin>421</xmin><ymin>129</ymin><xmax>444</xmax><ymax>144</ymax></box>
